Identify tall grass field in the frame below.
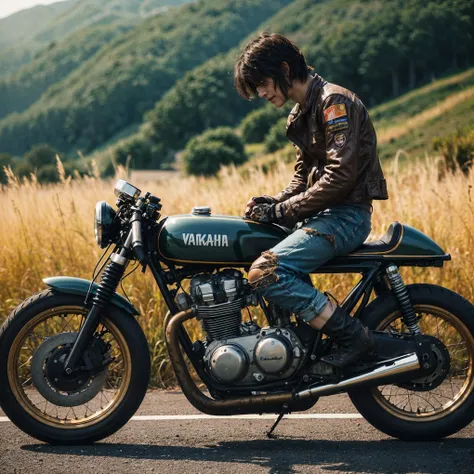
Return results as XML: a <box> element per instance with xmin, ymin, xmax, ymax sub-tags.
<box><xmin>1</xmin><ymin>151</ymin><xmax>473</xmax><ymax>386</ymax></box>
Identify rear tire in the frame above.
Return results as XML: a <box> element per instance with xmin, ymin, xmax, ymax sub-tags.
<box><xmin>349</xmin><ymin>284</ymin><xmax>474</xmax><ymax>440</ymax></box>
<box><xmin>0</xmin><ymin>290</ymin><xmax>150</xmax><ymax>444</ymax></box>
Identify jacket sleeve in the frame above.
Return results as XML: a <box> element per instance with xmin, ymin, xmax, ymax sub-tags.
<box><xmin>278</xmin><ymin>94</ymin><xmax>361</xmax><ymax>223</ymax></box>
<box><xmin>272</xmin><ymin>145</ymin><xmax>308</xmax><ymax>203</ymax></box>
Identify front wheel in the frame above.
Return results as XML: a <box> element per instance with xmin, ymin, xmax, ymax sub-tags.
<box><xmin>0</xmin><ymin>290</ymin><xmax>150</xmax><ymax>444</ymax></box>
<box><xmin>349</xmin><ymin>284</ymin><xmax>474</xmax><ymax>441</ymax></box>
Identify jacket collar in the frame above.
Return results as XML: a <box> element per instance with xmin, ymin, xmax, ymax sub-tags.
<box><xmin>295</xmin><ymin>73</ymin><xmax>327</xmax><ymax>115</ymax></box>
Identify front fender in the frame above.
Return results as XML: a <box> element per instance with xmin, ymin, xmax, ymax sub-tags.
<box><xmin>43</xmin><ymin>276</ymin><xmax>140</xmax><ymax>316</ymax></box>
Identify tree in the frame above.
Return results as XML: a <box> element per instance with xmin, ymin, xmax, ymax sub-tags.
<box><xmin>182</xmin><ymin>127</ymin><xmax>247</xmax><ymax>176</ymax></box>
<box><xmin>113</xmin><ymin>135</ymin><xmax>164</xmax><ymax>170</ymax></box>
<box><xmin>24</xmin><ymin>143</ymin><xmax>58</xmax><ymax>169</ymax></box>
<box><xmin>264</xmin><ymin>117</ymin><xmax>289</xmax><ymax>153</ymax></box>
<box><xmin>145</xmin><ymin>55</ymin><xmax>259</xmax><ymax>156</ymax></box>
<box><xmin>241</xmin><ymin>104</ymin><xmax>290</xmax><ymax>143</ymax></box>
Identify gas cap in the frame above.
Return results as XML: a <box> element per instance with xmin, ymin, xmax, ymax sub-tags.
<box><xmin>191</xmin><ymin>206</ymin><xmax>211</xmax><ymax>216</ymax></box>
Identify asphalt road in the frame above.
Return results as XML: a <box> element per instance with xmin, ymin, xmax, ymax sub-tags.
<box><xmin>1</xmin><ymin>391</ymin><xmax>473</xmax><ymax>474</ymax></box>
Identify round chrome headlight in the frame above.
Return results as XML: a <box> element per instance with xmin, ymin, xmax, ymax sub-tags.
<box><xmin>94</xmin><ymin>201</ymin><xmax>117</xmax><ymax>248</ymax></box>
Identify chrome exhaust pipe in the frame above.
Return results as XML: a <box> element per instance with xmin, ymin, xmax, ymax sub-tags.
<box><xmin>296</xmin><ymin>353</ymin><xmax>420</xmax><ymax>399</ymax></box>
<box><xmin>166</xmin><ymin>309</ymin><xmax>421</xmax><ymax>415</ymax></box>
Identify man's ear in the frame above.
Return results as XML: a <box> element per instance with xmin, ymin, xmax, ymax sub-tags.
<box><xmin>281</xmin><ymin>61</ymin><xmax>290</xmax><ymax>80</ymax></box>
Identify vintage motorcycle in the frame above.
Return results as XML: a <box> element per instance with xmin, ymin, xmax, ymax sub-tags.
<box><xmin>1</xmin><ymin>179</ymin><xmax>474</xmax><ymax>444</ymax></box>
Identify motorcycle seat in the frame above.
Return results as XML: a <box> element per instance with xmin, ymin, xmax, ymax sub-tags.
<box><xmin>349</xmin><ymin>221</ymin><xmax>403</xmax><ymax>255</ymax></box>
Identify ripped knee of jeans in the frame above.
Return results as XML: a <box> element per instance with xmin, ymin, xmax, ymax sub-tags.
<box><xmin>302</xmin><ymin>227</ymin><xmax>336</xmax><ymax>247</ymax></box>
<box><xmin>248</xmin><ymin>250</ymin><xmax>279</xmax><ymax>290</ymax></box>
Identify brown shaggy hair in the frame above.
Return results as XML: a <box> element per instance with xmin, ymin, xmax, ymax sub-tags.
<box><xmin>234</xmin><ymin>32</ymin><xmax>313</xmax><ymax>100</ymax></box>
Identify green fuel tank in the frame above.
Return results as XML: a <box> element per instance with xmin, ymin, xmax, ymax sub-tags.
<box><xmin>157</xmin><ymin>208</ymin><xmax>287</xmax><ymax>265</ymax></box>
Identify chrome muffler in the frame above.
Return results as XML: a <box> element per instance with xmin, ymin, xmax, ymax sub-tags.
<box><xmin>295</xmin><ymin>353</ymin><xmax>420</xmax><ymax>399</ymax></box>
<box><xmin>165</xmin><ymin>309</ymin><xmax>421</xmax><ymax>415</ymax></box>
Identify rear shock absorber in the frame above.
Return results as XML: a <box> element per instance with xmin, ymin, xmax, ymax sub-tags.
<box><xmin>64</xmin><ymin>256</ymin><xmax>126</xmax><ymax>373</ymax></box>
<box><xmin>386</xmin><ymin>265</ymin><xmax>420</xmax><ymax>335</ymax></box>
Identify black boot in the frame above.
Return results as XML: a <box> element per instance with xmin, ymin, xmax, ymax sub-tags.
<box><xmin>320</xmin><ymin>306</ymin><xmax>376</xmax><ymax>368</ymax></box>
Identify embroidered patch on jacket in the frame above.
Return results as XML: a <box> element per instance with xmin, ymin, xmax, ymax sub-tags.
<box><xmin>323</xmin><ymin>104</ymin><xmax>347</xmax><ymax>122</ymax></box>
<box><xmin>327</xmin><ymin>117</ymin><xmax>349</xmax><ymax>132</ymax></box>
<box><xmin>334</xmin><ymin>132</ymin><xmax>346</xmax><ymax>148</ymax></box>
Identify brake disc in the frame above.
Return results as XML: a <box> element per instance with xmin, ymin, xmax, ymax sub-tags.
<box><xmin>31</xmin><ymin>332</ymin><xmax>107</xmax><ymax>407</ymax></box>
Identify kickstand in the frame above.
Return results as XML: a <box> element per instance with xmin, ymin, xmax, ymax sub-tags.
<box><xmin>266</xmin><ymin>404</ymin><xmax>288</xmax><ymax>438</ymax></box>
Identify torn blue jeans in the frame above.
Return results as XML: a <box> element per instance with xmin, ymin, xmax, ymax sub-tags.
<box><xmin>251</xmin><ymin>203</ymin><xmax>372</xmax><ymax>323</ymax></box>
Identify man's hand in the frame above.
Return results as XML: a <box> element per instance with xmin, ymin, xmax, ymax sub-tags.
<box><xmin>249</xmin><ymin>203</ymin><xmax>278</xmax><ymax>223</ymax></box>
<box><xmin>245</xmin><ymin>195</ymin><xmax>277</xmax><ymax>218</ymax></box>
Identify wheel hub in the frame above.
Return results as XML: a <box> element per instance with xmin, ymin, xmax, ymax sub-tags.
<box><xmin>399</xmin><ymin>336</ymin><xmax>451</xmax><ymax>391</ymax></box>
<box><xmin>31</xmin><ymin>332</ymin><xmax>108</xmax><ymax>407</ymax></box>
<box><xmin>45</xmin><ymin>346</ymin><xmax>89</xmax><ymax>392</ymax></box>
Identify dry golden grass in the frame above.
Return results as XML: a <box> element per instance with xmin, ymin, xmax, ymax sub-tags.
<box><xmin>1</xmin><ymin>153</ymin><xmax>473</xmax><ymax>385</ymax></box>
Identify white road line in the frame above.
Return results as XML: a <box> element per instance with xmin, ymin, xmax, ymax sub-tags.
<box><xmin>0</xmin><ymin>413</ymin><xmax>362</xmax><ymax>423</ymax></box>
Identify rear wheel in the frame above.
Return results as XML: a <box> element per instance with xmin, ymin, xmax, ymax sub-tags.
<box><xmin>349</xmin><ymin>284</ymin><xmax>474</xmax><ymax>440</ymax></box>
<box><xmin>0</xmin><ymin>290</ymin><xmax>150</xmax><ymax>444</ymax></box>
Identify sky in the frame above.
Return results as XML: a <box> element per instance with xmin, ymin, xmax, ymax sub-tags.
<box><xmin>0</xmin><ymin>0</ymin><xmax>63</xmax><ymax>20</ymax></box>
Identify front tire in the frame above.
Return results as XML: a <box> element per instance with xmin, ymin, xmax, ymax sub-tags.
<box><xmin>0</xmin><ymin>290</ymin><xmax>150</xmax><ymax>444</ymax></box>
<box><xmin>349</xmin><ymin>284</ymin><xmax>474</xmax><ymax>440</ymax></box>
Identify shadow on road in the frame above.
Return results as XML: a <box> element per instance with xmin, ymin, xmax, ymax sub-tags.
<box><xmin>23</xmin><ymin>437</ymin><xmax>474</xmax><ymax>473</ymax></box>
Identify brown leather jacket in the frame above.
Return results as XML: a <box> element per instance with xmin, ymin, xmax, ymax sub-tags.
<box><xmin>273</xmin><ymin>74</ymin><xmax>388</xmax><ymax>225</ymax></box>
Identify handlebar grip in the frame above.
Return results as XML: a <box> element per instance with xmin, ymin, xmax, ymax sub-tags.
<box><xmin>133</xmin><ymin>243</ymin><xmax>146</xmax><ymax>264</ymax></box>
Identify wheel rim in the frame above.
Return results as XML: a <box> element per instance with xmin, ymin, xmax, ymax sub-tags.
<box><xmin>372</xmin><ymin>304</ymin><xmax>474</xmax><ymax>421</ymax></box>
<box><xmin>7</xmin><ymin>305</ymin><xmax>132</xmax><ymax>429</ymax></box>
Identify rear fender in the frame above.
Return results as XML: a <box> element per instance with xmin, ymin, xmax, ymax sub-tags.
<box><xmin>43</xmin><ymin>276</ymin><xmax>139</xmax><ymax>316</ymax></box>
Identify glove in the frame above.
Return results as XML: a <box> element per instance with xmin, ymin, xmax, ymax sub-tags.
<box><xmin>245</xmin><ymin>195</ymin><xmax>278</xmax><ymax>218</ymax></box>
<box><xmin>251</xmin><ymin>195</ymin><xmax>278</xmax><ymax>205</ymax></box>
<box><xmin>249</xmin><ymin>203</ymin><xmax>279</xmax><ymax>224</ymax></box>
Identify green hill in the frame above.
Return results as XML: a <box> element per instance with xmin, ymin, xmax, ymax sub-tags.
<box><xmin>0</xmin><ymin>1</ymin><xmax>75</xmax><ymax>76</ymax></box>
<box><xmin>0</xmin><ymin>23</ymin><xmax>134</xmax><ymax>119</ymax></box>
<box><xmin>141</xmin><ymin>0</ymin><xmax>474</xmax><ymax>159</ymax></box>
<box><xmin>0</xmin><ymin>0</ymin><xmax>190</xmax><ymax>78</ymax></box>
<box><xmin>0</xmin><ymin>0</ymin><xmax>472</xmax><ymax>164</ymax></box>
<box><xmin>372</xmin><ymin>68</ymin><xmax>474</xmax><ymax>161</ymax></box>
<box><xmin>0</xmin><ymin>1</ymin><xmax>73</xmax><ymax>50</ymax></box>
<box><xmin>0</xmin><ymin>0</ymin><xmax>291</xmax><ymax>157</ymax></box>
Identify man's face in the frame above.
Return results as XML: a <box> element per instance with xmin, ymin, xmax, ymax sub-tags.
<box><xmin>256</xmin><ymin>78</ymin><xmax>287</xmax><ymax>107</ymax></box>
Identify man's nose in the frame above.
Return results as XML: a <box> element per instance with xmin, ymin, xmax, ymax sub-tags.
<box><xmin>257</xmin><ymin>87</ymin><xmax>267</xmax><ymax>99</ymax></box>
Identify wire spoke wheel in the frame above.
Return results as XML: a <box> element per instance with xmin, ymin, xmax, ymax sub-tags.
<box><xmin>7</xmin><ymin>305</ymin><xmax>132</xmax><ymax>429</ymax></box>
<box><xmin>349</xmin><ymin>285</ymin><xmax>474</xmax><ymax>440</ymax></box>
<box><xmin>373</xmin><ymin>305</ymin><xmax>473</xmax><ymax>421</ymax></box>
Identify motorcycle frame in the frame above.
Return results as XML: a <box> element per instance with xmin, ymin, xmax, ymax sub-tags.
<box><xmin>145</xmin><ymin>235</ymin><xmax>416</xmax><ymax>396</ymax></box>
<box><xmin>138</xmin><ymin>215</ymin><xmax>449</xmax><ymax>396</ymax></box>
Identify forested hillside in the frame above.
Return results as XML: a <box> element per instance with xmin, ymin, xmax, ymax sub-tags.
<box><xmin>0</xmin><ymin>0</ymin><xmax>291</xmax><ymax>156</ymax></box>
<box><xmin>0</xmin><ymin>1</ymin><xmax>73</xmax><ymax>50</ymax></box>
<box><xmin>0</xmin><ymin>0</ymin><xmax>189</xmax><ymax>78</ymax></box>
<box><xmin>143</xmin><ymin>0</ymin><xmax>474</xmax><ymax>160</ymax></box>
<box><xmin>0</xmin><ymin>23</ymin><xmax>134</xmax><ymax>119</ymax></box>
<box><xmin>0</xmin><ymin>0</ymin><xmax>473</xmax><ymax>171</ymax></box>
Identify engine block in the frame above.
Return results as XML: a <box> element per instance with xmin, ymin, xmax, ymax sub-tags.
<box><xmin>203</xmin><ymin>326</ymin><xmax>304</xmax><ymax>385</ymax></box>
<box><xmin>175</xmin><ymin>268</ymin><xmax>304</xmax><ymax>385</ymax></box>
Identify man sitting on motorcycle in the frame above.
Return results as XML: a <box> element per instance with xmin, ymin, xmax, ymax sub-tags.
<box><xmin>234</xmin><ymin>32</ymin><xmax>389</xmax><ymax>368</ymax></box>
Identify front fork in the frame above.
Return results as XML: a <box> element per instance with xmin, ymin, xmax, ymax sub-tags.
<box><xmin>63</xmin><ymin>252</ymin><xmax>129</xmax><ymax>373</ymax></box>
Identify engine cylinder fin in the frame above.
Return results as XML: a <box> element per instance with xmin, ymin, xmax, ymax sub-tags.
<box><xmin>197</xmin><ymin>299</ymin><xmax>244</xmax><ymax>317</ymax></box>
<box><xmin>202</xmin><ymin>311</ymin><xmax>242</xmax><ymax>341</ymax></box>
